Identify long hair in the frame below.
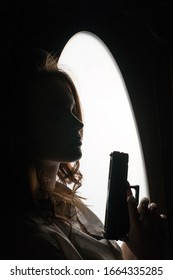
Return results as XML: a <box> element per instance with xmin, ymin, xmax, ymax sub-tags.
<box><xmin>1</xmin><ymin>49</ymin><xmax>84</xmax><ymax>218</ymax></box>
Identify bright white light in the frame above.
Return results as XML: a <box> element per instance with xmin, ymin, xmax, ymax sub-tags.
<box><xmin>58</xmin><ymin>31</ymin><xmax>149</xmax><ymax>223</ymax></box>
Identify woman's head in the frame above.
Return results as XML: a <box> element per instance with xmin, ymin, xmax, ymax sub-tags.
<box><xmin>3</xmin><ymin>48</ymin><xmax>84</xmax><ymax>203</ymax></box>
<box><xmin>28</xmin><ymin>57</ymin><xmax>84</xmax><ymax>164</ymax></box>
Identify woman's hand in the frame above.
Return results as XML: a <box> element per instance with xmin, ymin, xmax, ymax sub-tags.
<box><xmin>122</xmin><ymin>196</ymin><xmax>168</xmax><ymax>259</ymax></box>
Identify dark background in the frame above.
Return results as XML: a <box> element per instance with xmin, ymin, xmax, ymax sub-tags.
<box><xmin>1</xmin><ymin>0</ymin><xmax>173</xmax><ymax>258</ymax></box>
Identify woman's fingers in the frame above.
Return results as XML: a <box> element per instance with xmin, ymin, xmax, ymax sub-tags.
<box><xmin>160</xmin><ymin>213</ymin><xmax>167</xmax><ymax>219</ymax></box>
<box><xmin>138</xmin><ymin>197</ymin><xmax>150</xmax><ymax>216</ymax></box>
<box><xmin>125</xmin><ymin>194</ymin><xmax>168</xmax><ymax>259</ymax></box>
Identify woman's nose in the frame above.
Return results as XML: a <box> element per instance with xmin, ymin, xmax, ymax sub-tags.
<box><xmin>73</xmin><ymin>115</ymin><xmax>84</xmax><ymax>130</ymax></box>
<box><xmin>77</xmin><ymin>118</ymin><xmax>84</xmax><ymax>130</ymax></box>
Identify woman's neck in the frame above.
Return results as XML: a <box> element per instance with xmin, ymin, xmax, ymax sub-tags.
<box><xmin>35</xmin><ymin>160</ymin><xmax>60</xmax><ymax>192</ymax></box>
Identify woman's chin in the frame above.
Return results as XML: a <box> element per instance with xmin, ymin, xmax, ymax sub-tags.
<box><xmin>58</xmin><ymin>147</ymin><xmax>82</xmax><ymax>163</ymax></box>
<box><xmin>68</xmin><ymin>147</ymin><xmax>82</xmax><ymax>162</ymax></box>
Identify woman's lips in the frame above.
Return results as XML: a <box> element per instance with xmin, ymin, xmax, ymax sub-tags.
<box><xmin>71</xmin><ymin>137</ymin><xmax>82</xmax><ymax>147</ymax></box>
<box><xmin>74</xmin><ymin>140</ymin><xmax>82</xmax><ymax>146</ymax></box>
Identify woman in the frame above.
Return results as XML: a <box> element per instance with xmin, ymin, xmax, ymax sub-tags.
<box><xmin>0</xmin><ymin>48</ymin><xmax>167</xmax><ymax>259</ymax></box>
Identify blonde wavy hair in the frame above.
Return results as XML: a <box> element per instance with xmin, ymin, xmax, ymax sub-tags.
<box><xmin>27</xmin><ymin>51</ymin><xmax>84</xmax><ymax>217</ymax></box>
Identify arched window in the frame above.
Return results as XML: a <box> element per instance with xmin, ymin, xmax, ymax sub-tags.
<box><xmin>58</xmin><ymin>31</ymin><xmax>149</xmax><ymax>223</ymax></box>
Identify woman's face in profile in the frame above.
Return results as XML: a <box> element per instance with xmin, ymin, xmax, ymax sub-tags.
<box><xmin>28</xmin><ymin>76</ymin><xmax>83</xmax><ymax>163</ymax></box>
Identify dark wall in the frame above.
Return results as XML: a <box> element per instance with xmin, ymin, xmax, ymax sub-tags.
<box><xmin>2</xmin><ymin>0</ymin><xmax>173</xmax><ymax>258</ymax></box>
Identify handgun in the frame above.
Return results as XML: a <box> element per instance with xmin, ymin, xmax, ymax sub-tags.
<box><xmin>104</xmin><ymin>151</ymin><xmax>139</xmax><ymax>240</ymax></box>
